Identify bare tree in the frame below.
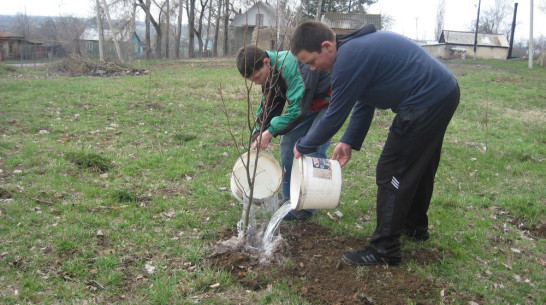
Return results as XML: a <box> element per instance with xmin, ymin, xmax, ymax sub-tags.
<box><xmin>145</xmin><ymin>0</ymin><xmax>152</xmax><ymax>58</ymax></box>
<box><xmin>174</xmin><ymin>0</ymin><xmax>184</xmax><ymax>58</ymax></box>
<box><xmin>315</xmin><ymin>0</ymin><xmax>323</xmax><ymax>20</ymax></box>
<box><xmin>186</xmin><ymin>0</ymin><xmax>196</xmax><ymax>57</ymax></box>
<box><xmin>15</xmin><ymin>11</ymin><xmax>34</xmax><ymax>39</ymax></box>
<box><xmin>56</xmin><ymin>16</ymin><xmax>87</xmax><ymax>56</ymax></box>
<box><xmin>540</xmin><ymin>0</ymin><xmax>546</xmax><ymax>13</ymax></box>
<box><xmin>101</xmin><ymin>0</ymin><xmax>124</xmax><ymax>62</ymax></box>
<box><xmin>95</xmin><ymin>0</ymin><xmax>105</xmax><ymax>62</ymax></box>
<box><xmin>213</xmin><ymin>0</ymin><xmax>223</xmax><ymax>56</ymax></box>
<box><xmin>222</xmin><ymin>0</ymin><xmax>230</xmax><ymax>55</ymax></box>
<box><xmin>379</xmin><ymin>12</ymin><xmax>393</xmax><ymax>31</ymax></box>
<box><xmin>128</xmin><ymin>0</ymin><xmax>137</xmax><ymax>61</ymax></box>
<box><xmin>165</xmin><ymin>0</ymin><xmax>170</xmax><ymax>58</ymax></box>
<box><xmin>194</xmin><ymin>0</ymin><xmax>210</xmax><ymax>57</ymax></box>
<box><xmin>435</xmin><ymin>0</ymin><xmax>446</xmax><ymax>41</ymax></box>
<box><xmin>204</xmin><ymin>0</ymin><xmax>213</xmax><ymax>56</ymax></box>
<box><xmin>138</xmin><ymin>0</ymin><xmax>163</xmax><ymax>58</ymax></box>
<box><xmin>473</xmin><ymin>0</ymin><xmax>512</xmax><ymax>34</ymax></box>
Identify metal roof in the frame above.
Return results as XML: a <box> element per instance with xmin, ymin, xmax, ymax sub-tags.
<box><xmin>321</xmin><ymin>12</ymin><xmax>381</xmax><ymax>30</ymax></box>
<box><xmin>439</xmin><ymin>30</ymin><xmax>509</xmax><ymax>47</ymax></box>
<box><xmin>80</xmin><ymin>28</ymin><xmax>133</xmax><ymax>42</ymax></box>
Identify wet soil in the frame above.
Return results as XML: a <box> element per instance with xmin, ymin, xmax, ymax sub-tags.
<box><xmin>207</xmin><ymin>221</ymin><xmax>444</xmax><ymax>305</ymax></box>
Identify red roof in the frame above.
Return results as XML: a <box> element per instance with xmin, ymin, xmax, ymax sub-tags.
<box><xmin>0</xmin><ymin>30</ymin><xmax>24</xmax><ymax>39</ymax></box>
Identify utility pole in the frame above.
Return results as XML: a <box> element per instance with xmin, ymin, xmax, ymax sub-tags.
<box><xmin>473</xmin><ymin>0</ymin><xmax>481</xmax><ymax>59</ymax></box>
<box><xmin>415</xmin><ymin>17</ymin><xmax>419</xmax><ymax>42</ymax></box>
<box><xmin>507</xmin><ymin>3</ymin><xmax>518</xmax><ymax>59</ymax></box>
<box><xmin>529</xmin><ymin>0</ymin><xmax>534</xmax><ymax>69</ymax></box>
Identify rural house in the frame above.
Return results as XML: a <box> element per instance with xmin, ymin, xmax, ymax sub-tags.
<box><xmin>422</xmin><ymin>30</ymin><xmax>509</xmax><ymax>60</ymax></box>
<box><xmin>0</xmin><ymin>30</ymin><xmax>24</xmax><ymax>61</ymax></box>
<box><xmin>79</xmin><ymin>28</ymin><xmax>145</xmax><ymax>60</ymax></box>
<box><xmin>230</xmin><ymin>1</ymin><xmax>278</xmax><ymax>55</ymax></box>
<box><xmin>0</xmin><ymin>30</ymin><xmax>60</xmax><ymax>62</ymax></box>
<box><xmin>320</xmin><ymin>12</ymin><xmax>382</xmax><ymax>34</ymax></box>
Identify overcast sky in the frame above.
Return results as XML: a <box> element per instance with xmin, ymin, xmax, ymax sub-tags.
<box><xmin>3</xmin><ymin>0</ymin><xmax>545</xmax><ymax>42</ymax></box>
<box><xmin>368</xmin><ymin>0</ymin><xmax>545</xmax><ymax>42</ymax></box>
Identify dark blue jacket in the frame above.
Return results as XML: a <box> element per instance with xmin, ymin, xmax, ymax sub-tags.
<box><xmin>296</xmin><ymin>25</ymin><xmax>458</xmax><ymax>153</ymax></box>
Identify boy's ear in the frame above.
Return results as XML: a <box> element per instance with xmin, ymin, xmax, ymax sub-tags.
<box><xmin>263</xmin><ymin>57</ymin><xmax>270</xmax><ymax>65</ymax></box>
<box><xmin>321</xmin><ymin>41</ymin><xmax>334</xmax><ymax>52</ymax></box>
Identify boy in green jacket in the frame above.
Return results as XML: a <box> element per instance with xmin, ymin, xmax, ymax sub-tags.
<box><xmin>236</xmin><ymin>44</ymin><xmax>332</xmax><ymax>220</ymax></box>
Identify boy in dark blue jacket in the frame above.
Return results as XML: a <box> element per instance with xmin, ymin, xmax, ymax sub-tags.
<box><xmin>291</xmin><ymin>21</ymin><xmax>460</xmax><ymax>265</ymax></box>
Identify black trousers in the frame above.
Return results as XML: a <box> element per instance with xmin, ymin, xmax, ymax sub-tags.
<box><xmin>369</xmin><ymin>85</ymin><xmax>460</xmax><ymax>258</ymax></box>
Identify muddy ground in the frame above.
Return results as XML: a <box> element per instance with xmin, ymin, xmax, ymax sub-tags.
<box><xmin>208</xmin><ymin>221</ymin><xmax>449</xmax><ymax>305</ymax></box>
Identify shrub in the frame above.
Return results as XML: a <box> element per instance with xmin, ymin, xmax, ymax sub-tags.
<box><xmin>64</xmin><ymin>151</ymin><xmax>111</xmax><ymax>172</ymax></box>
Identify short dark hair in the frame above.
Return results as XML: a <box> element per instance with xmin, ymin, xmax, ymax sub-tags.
<box><xmin>236</xmin><ymin>45</ymin><xmax>268</xmax><ymax>78</ymax></box>
<box><xmin>291</xmin><ymin>21</ymin><xmax>335</xmax><ymax>55</ymax></box>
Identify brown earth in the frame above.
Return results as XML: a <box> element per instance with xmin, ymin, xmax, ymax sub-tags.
<box><xmin>207</xmin><ymin>222</ymin><xmax>446</xmax><ymax>305</ymax></box>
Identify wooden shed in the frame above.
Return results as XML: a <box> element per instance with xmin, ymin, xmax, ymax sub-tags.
<box><xmin>0</xmin><ymin>30</ymin><xmax>24</xmax><ymax>61</ymax></box>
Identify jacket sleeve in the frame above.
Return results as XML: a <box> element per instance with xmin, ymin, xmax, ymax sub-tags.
<box><xmin>269</xmin><ymin>61</ymin><xmax>330</xmax><ymax>136</ymax></box>
<box><xmin>296</xmin><ymin>46</ymin><xmax>376</xmax><ymax>153</ymax></box>
<box><xmin>265</xmin><ymin>53</ymin><xmax>305</xmax><ymax>136</ymax></box>
<box><xmin>254</xmin><ymin>86</ymin><xmax>286</xmax><ymax>139</ymax></box>
<box><xmin>339</xmin><ymin>101</ymin><xmax>374</xmax><ymax>151</ymax></box>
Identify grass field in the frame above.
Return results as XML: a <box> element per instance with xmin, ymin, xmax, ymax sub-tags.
<box><xmin>1</xmin><ymin>58</ymin><xmax>544</xmax><ymax>304</ymax></box>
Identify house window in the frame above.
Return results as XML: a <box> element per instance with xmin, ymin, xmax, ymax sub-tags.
<box><xmin>256</xmin><ymin>14</ymin><xmax>264</xmax><ymax>26</ymax></box>
<box><xmin>86</xmin><ymin>42</ymin><xmax>93</xmax><ymax>51</ymax></box>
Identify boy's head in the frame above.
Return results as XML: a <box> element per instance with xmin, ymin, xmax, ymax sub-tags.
<box><xmin>290</xmin><ymin>21</ymin><xmax>336</xmax><ymax>72</ymax></box>
<box><xmin>236</xmin><ymin>45</ymin><xmax>270</xmax><ymax>85</ymax></box>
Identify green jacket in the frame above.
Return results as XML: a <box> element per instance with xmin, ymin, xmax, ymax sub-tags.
<box><xmin>255</xmin><ymin>50</ymin><xmax>331</xmax><ymax>137</ymax></box>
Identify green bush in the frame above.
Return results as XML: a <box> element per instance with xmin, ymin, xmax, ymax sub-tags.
<box><xmin>64</xmin><ymin>151</ymin><xmax>111</xmax><ymax>172</ymax></box>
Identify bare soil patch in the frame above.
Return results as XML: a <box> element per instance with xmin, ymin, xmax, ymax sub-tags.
<box><xmin>208</xmin><ymin>222</ymin><xmax>444</xmax><ymax>305</ymax></box>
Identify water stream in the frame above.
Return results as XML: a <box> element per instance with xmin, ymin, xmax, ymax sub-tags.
<box><xmin>262</xmin><ymin>204</ymin><xmax>292</xmax><ymax>249</ymax></box>
<box><xmin>210</xmin><ymin>194</ymin><xmax>292</xmax><ymax>265</ymax></box>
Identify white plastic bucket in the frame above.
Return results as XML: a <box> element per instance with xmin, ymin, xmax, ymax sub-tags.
<box><xmin>230</xmin><ymin>151</ymin><xmax>282</xmax><ymax>203</ymax></box>
<box><xmin>290</xmin><ymin>156</ymin><xmax>342</xmax><ymax>210</ymax></box>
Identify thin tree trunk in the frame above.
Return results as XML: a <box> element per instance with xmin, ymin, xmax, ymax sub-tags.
<box><xmin>145</xmin><ymin>0</ymin><xmax>151</xmax><ymax>59</ymax></box>
<box><xmin>101</xmin><ymin>0</ymin><xmax>124</xmax><ymax>63</ymax></box>
<box><xmin>222</xmin><ymin>0</ymin><xmax>229</xmax><ymax>56</ymax></box>
<box><xmin>315</xmin><ymin>0</ymin><xmax>323</xmax><ymax>20</ymax></box>
<box><xmin>204</xmin><ymin>0</ymin><xmax>213</xmax><ymax>57</ymax></box>
<box><xmin>129</xmin><ymin>0</ymin><xmax>137</xmax><ymax>60</ymax></box>
<box><xmin>165</xmin><ymin>0</ymin><xmax>170</xmax><ymax>58</ymax></box>
<box><xmin>175</xmin><ymin>0</ymin><xmax>183</xmax><ymax>58</ymax></box>
<box><xmin>138</xmin><ymin>0</ymin><xmax>162</xmax><ymax>59</ymax></box>
<box><xmin>195</xmin><ymin>0</ymin><xmax>209</xmax><ymax>57</ymax></box>
<box><xmin>95</xmin><ymin>0</ymin><xmax>105</xmax><ymax>61</ymax></box>
<box><xmin>187</xmin><ymin>0</ymin><xmax>196</xmax><ymax>58</ymax></box>
<box><xmin>213</xmin><ymin>0</ymin><xmax>222</xmax><ymax>57</ymax></box>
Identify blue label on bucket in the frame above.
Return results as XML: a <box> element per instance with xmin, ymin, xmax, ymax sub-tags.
<box><xmin>311</xmin><ymin>157</ymin><xmax>332</xmax><ymax>179</ymax></box>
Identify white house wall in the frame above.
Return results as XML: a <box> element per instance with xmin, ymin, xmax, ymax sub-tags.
<box><xmin>231</xmin><ymin>5</ymin><xmax>276</xmax><ymax>27</ymax></box>
<box><xmin>422</xmin><ymin>44</ymin><xmax>508</xmax><ymax>60</ymax></box>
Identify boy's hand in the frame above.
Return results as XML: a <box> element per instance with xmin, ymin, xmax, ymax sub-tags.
<box><xmin>332</xmin><ymin>142</ymin><xmax>352</xmax><ymax>167</ymax></box>
<box><xmin>293</xmin><ymin>145</ymin><xmax>302</xmax><ymax>159</ymax></box>
<box><xmin>252</xmin><ymin>130</ymin><xmax>273</xmax><ymax>150</ymax></box>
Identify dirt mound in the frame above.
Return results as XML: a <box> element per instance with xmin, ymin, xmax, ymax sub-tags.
<box><xmin>49</xmin><ymin>54</ymin><xmax>149</xmax><ymax>77</ymax></box>
<box><xmin>208</xmin><ymin>222</ymin><xmax>446</xmax><ymax>305</ymax></box>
